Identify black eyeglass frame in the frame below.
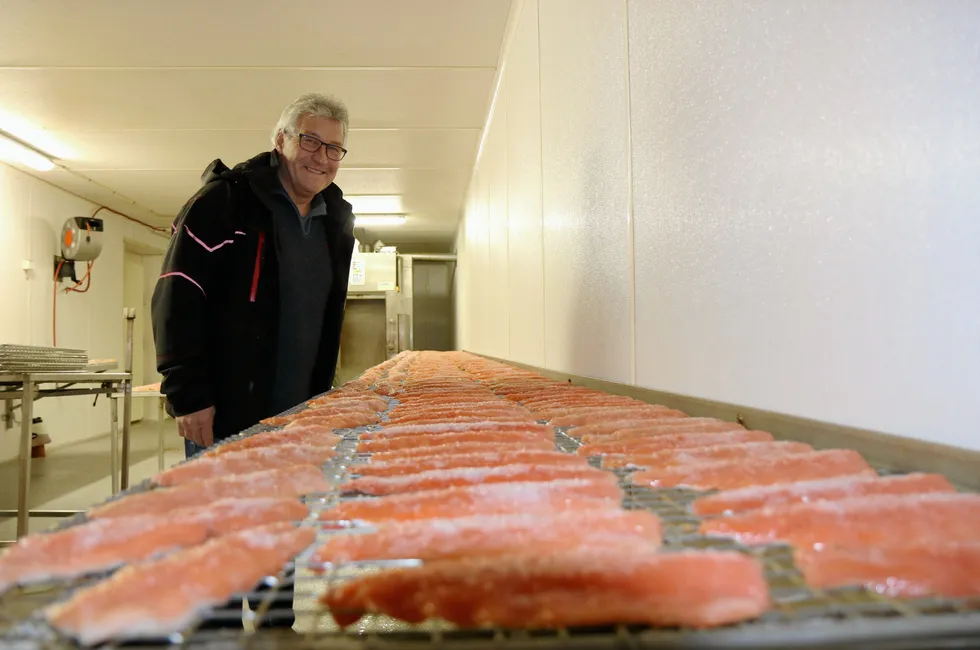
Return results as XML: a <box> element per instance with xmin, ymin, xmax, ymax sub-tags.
<box><xmin>291</xmin><ymin>131</ymin><xmax>348</xmax><ymax>161</ymax></box>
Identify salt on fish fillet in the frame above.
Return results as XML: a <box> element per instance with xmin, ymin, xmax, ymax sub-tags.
<box><xmin>630</xmin><ymin>449</ymin><xmax>872</xmax><ymax>491</ymax></box>
<box><xmin>365</xmin><ymin>440</ymin><xmax>557</xmax><ymax>463</ymax></box>
<box><xmin>313</xmin><ymin>510</ymin><xmax>661</xmax><ymax>565</ymax></box>
<box><xmin>700</xmin><ymin>492</ymin><xmax>980</xmax><ymax>548</ymax></box>
<box><xmin>579</xmin><ymin>430</ymin><xmax>773</xmax><ymax>457</ymax></box>
<box><xmin>308</xmin><ymin>395</ymin><xmax>386</xmax><ymax>411</ymax></box>
<box><xmin>88</xmin><ymin>465</ymin><xmax>330</xmax><ymax>519</ymax></box>
<box><xmin>375</xmin><ymin>415</ymin><xmax>536</xmax><ymax>429</ymax></box>
<box><xmin>153</xmin><ymin>444</ymin><xmax>336</xmax><ymax>486</ymax></box>
<box><xmin>357</xmin><ymin>430</ymin><xmax>552</xmax><ymax>454</ymax></box>
<box><xmin>177</xmin><ymin>497</ymin><xmax>310</xmax><ymax>536</ymax></box>
<box><xmin>617</xmin><ymin>441</ymin><xmax>814</xmax><ymax>471</ymax></box>
<box><xmin>323</xmin><ymin>546</ymin><xmax>770</xmax><ymax>629</ymax></box>
<box><xmin>389</xmin><ymin>402</ymin><xmax>512</xmax><ymax>416</ymax></box>
<box><xmin>0</xmin><ymin>516</ymin><xmax>209</xmax><ymax>595</ymax></box>
<box><xmin>45</xmin><ymin>523</ymin><xmax>315</xmax><ymax>646</ymax></box>
<box><xmin>320</xmin><ymin>478</ymin><xmax>623</xmax><ymax>523</ymax></box>
<box><xmin>386</xmin><ymin>409</ymin><xmax>531</xmax><ymax>425</ymax></box>
<box><xmin>794</xmin><ymin>543</ymin><xmax>980</xmax><ymax>599</ymax></box>
<box><xmin>205</xmin><ymin>426</ymin><xmax>338</xmax><ymax>456</ymax></box>
<box><xmin>692</xmin><ymin>472</ymin><xmax>956</xmax><ymax>516</ymax></box>
<box><xmin>384</xmin><ymin>408</ymin><xmax>529</xmax><ymax>423</ymax></box>
<box><xmin>578</xmin><ymin>418</ymin><xmax>740</xmax><ymax>440</ymax></box>
<box><xmin>0</xmin><ymin>497</ymin><xmax>307</xmax><ymax>597</ymax></box>
<box><xmin>341</xmin><ymin>463</ymin><xmax>611</xmax><ymax>496</ymax></box>
<box><xmin>261</xmin><ymin>405</ymin><xmax>379</xmax><ymax>426</ymax></box>
<box><xmin>547</xmin><ymin>407</ymin><xmax>687</xmax><ymax>427</ymax></box>
<box><xmin>362</xmin><ymin>421</ymin><xmax>552</xmax><ymax>440</ymax></box>
<box><xmin>353</xmin><ymin>450</ymin><xmax>589</xmax><ymax>477</ymax></box>
<box><xmin>283</xmin><ymin>412</ymin><xmax>377</xmax><ymax>430</ymax></box>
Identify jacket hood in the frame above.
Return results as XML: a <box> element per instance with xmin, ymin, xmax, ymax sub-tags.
<box><xmin>200</xmin><ymin>152</ymin><xmax>355</xmax><ymax>229</ymax></box>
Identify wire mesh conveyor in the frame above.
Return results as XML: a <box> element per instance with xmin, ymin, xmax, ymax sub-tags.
<box><xmin>3</xmin><ymin>399</ymin><xmax>980</xmax><ymax>650</ymax></box>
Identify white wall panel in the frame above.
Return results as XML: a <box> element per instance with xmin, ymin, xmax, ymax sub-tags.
<box><xmin>539</xmin><ymin>0</ymin><xmax>632</xmax><ymax>383</ymax></box>
<box><xmin>486</xmin><ymin>80</ymin><xmax>511</xmax><ymax>360</ymax></box>
<box><xmin>468</xmin><ymin>168</ymin><xmax>492</xmax><ymax>355</ymax></box>
<box><xmin>505</xmin><ymin>0</ymin><xmax>546</xmax><ymax>368</ymax></box>
<box><xmin>629</xmin><ymin>0</ymin><xmax>980</xmax><ymax>449</ymax></box>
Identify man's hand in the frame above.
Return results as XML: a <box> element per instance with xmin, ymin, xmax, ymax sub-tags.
<box><xmin>176</xmin><ymin>406</ymin><xmax>215</xmax><ymax>447</ymax></box>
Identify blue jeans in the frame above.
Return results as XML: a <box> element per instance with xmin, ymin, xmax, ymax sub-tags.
<box><xmin>183</xmin><ymin>439</ymin><xmax>208</xmax><ymax>458</ymax></box>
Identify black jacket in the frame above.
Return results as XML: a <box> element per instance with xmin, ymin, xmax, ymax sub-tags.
<box><xmin>151</xmin><ymin>151</ymin><xmax>355</xmax><ymax>441</ymax></box>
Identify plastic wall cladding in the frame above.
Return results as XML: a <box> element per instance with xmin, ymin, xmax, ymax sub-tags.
<box><xmin>454</xmin><ymin>0</ymin><xmax>980</xmax><ymax>451</ymax></box>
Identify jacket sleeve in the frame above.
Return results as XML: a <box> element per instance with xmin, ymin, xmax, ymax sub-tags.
<box><xmin>151</xmin><ymin>182</ymin><xmax>235</xmax><ymax>417</ymax></box>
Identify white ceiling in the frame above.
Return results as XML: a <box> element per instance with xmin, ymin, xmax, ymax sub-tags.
<box><xmin>0</xmin><ymin>0</ymin><xmax>512</xmax><ymax>246</ymax></box>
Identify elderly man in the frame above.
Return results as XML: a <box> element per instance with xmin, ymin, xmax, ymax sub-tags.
<box><xmin>151</xmin><ymin>92</ymin><xmax>356</xmax><ymax>457</ymax></box>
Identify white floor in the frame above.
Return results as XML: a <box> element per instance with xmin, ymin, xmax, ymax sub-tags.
<box><xmin>0</xmin><ymin>419</ymin><xmax>185</xmax><ymax>541</ymax></box>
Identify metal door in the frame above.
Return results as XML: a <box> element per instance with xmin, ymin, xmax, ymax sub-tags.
<box><xmin>411</xmin><ymin>260</ymin><xmax>455</xmax><ymax>351</ymax></box>
<box><xmin>334</xmin><ymin>298</ymin><xmax>388</xmax><ymax>386</ymax></box>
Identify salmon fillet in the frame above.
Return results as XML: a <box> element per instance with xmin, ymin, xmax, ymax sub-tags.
<box><xmin>0</xmin><ymin>515</ymin><xmax>209</xmax><ymax>595</ymax></box>
<box><xmin>262</xmin><ymin>406</ymin><xmax>379</xmax><ymax>427</ymax></box>
<box><xmin>89</xmin><ymin>465</ymin><xmax>330</xmax><ymax>519</ymax></box>
<box><xmin>177</xmin><ymin>497</ymin><xmax>310</xmax><ymax>535</ymax></box>
<box><xmin>692</xmin><ymin>472</ymin><xmax>956</xmax><ymax>516</ymax></box>
<box><xmin>320</xmin><ymin>478</ymin><xmax>623</xmax><ymax>523</ymax></box>
<box><xmin>353</xmin><ymin>450</ymin><xmax>589</xmax><ymax>477</ymax></box>
<box><xmin>357</xmin><ymin>430</ymin><xmax>551</xmax><ymax>454</ymax></box>
<box><xmin>205</xmin><ymin>426</ymin><xmax>338</xmax><ymax>456</ymax></box>
<box><xmin>309</xmin><ymin>395</ymin><xmax>387</xmax><ymax>411</ymax></box>
<box><xmin>323</xmin><ymin>546</ymin><xmax>770</xmax><ymax>629</ymax></box>
<box><xmin>154</xmin><ymin>444</ymin><xmax>336</xmax><ymax>486</ymax></box>
<box><xmin>313</xmin><ymin>510</ymin><xmax>662</xmax><ymax>565</ymax></box>
<box><xmin>283</xmin><ymin>412</ymin><xmax>377</xmax><ymax>430</ymax></box>
<box><xmin>376</xmin><ymin>415</ymin><xmax>535</xmax><ymax>429</ymax></box>
<box><xmin>578</xmin><ymin>418</ymin><xmax>741</xmax><ymax>440</ymax></box>
<box><xmin>386</xmin><ymin>408</ymin><xmax>530</xmax><ymax>424</ymax></box>
<box><xmin>388</xmin><ymin>399</ymin><xmax>514</xmax><ymax>412</ymax></box>
<box><xmin>700</xmin><ymin>492</ymin><xmax>980</xmax><ymax>548</ymax></box>
<box><xmin>365</xmin><ymin>440</ymin><xmax>557</xmax><ymax>462</ymax></box>
<box><xmin>579</xmin><ymin>430</ymin><xmax>773</xmax><ymax>457</ymax></box>
<box><xmin>45</xmin><ymin>523</ymin><xmax>315</xmax><ymax>646</ymax></box>
<box><xmin>0</xmin><ymin>497</ymin><xmax>305</xmax><ymax>593</ymax></box>
<box><xmin>548</xmin><ymin>408</ymin><xmax>687</xmax><ymax>427</ymax></box>
<box><xmin>616</xmin><ymin>441</ymin><xmax>814</xmax><ymax>471</ymax></box>
<box><xmin>795</xmin><ymin>543</ymin><xmax>980</xmax><ymax>599</ymax></box>
<box><xmin>341</xmin><ymin>463</ymin><xmax>612</xmax><ymax>496</ymax></box>
<box><xmin>631</xmin><ymin>449</ymin><xmax>872</xmax><ymax>490</ymax></box>
<box><xmin>363</xmin><ymin>421</ymin><xmax>552</xmax><ymax>440</ymax></box>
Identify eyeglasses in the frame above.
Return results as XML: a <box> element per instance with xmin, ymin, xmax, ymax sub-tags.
<box><xmin>293</xmin><ymin>132</ymin><xmax>347</xmax><ymax>161</ymax></box>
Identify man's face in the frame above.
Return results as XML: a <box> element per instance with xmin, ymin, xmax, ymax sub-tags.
<box><xmin>276</xmin><ymin>114</ymin><xmax>345</xmax><ymax>198</ymax></box>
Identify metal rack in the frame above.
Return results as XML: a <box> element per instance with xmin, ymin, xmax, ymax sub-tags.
<box><xmin>3</xmin><ymin>403</ymin><xmax>980</xmax><ymax>649</ymax></box>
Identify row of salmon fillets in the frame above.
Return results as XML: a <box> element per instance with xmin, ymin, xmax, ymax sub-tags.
<box><xmin>2</xmin><ymin>350</ymin><xmax>975</xmax><ymax>644</ymax></box>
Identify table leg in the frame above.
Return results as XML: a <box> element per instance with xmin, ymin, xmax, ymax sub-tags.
<box><xmin>17</xmin><ymin>376</ymin><xmax>34</xmax><ymax>539</ymax></box>
<box><xmin>157</xmin><ymin>397</ymin><xmax>165</xmax><ymax>472</ymax></box>
<box><xmin>110</xmin><ymin>396</ymin><xmax>119</xmax><ymax>495</ymax></box>
<box><xmin>121</xmin><ymin>308</ymin><xmax>135</xmax><ymax>491</ymax></box>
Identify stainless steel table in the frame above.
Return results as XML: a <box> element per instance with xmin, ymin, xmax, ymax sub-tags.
<box><xmin>109</xmin><ymin>386</ymin><xmax>168</xmax><ymax>479</ymax></box>
<box><xmin>0</xmin><ymin>367</ymin><xmax>132</xmax><ymax>540</ymax></box>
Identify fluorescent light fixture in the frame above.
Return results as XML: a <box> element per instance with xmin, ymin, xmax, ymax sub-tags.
<box><xmin>348</xmin><ymin>195</ymin><xmax>403</xmax><ymax>214</ymax></box>
<box><xmin>0</xmin><ymin>110</ymin><xmax>75</xmax><ymax>160</ymax></box>
<box><xmin>354</xmin><ymin>215</ymin><xmax>407</xmax><ymax>227</ymax></box>
<box><xmin>0</xmin><ymin>132</ymin><xmax>55</xmax><ymax>171</ymax></box>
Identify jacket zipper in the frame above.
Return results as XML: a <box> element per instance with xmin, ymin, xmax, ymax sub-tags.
<box><xmin>249</xmin><ymin>232</ymin><xmax>265</xmax><ymax>303</ymax></box>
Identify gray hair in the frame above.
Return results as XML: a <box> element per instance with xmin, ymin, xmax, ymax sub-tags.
<box><xmin>271</xmin><ymin>93</ymin><xmax>349</xmax><ymax>146</ymax></box>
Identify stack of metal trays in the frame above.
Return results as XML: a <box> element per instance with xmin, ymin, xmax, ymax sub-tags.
<box><xmin>0</xmin><ymin>345</ymin><xmax>89</xmax><ymax>373</ymax></box>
